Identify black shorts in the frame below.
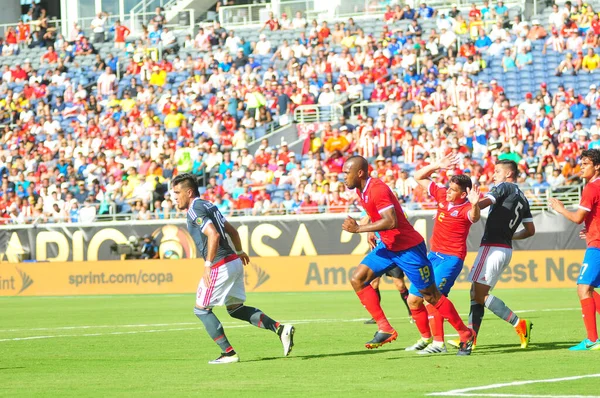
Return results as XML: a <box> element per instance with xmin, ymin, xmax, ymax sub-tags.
<box><xmin>384</xmin><ymin>266</ymin><xmax>405</xmax><ymax>279</ymax></box>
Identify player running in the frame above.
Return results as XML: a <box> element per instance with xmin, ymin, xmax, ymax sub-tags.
<box><xmin>550</xmin><ymin>149</ymin><xmax>600</xmax><ymax>351</ymax></box>
<box><xmin>341</xmin><ymin>156</ymin><xmax>476</xmax><ymax>355</ymax></box>
<box><xmin>404</xmin><ymin>154</ymin><xmax>481</xmax><ymax>354</ymax></box>
<box><xmin>172</xmin><ymin>173</ymin><xmax>295</xmax><ymax>364</ymax></box>
<box><xmin>449</xmin><ymin>160</ymin><xmax>535</xmax><ymax>354</ymax></box>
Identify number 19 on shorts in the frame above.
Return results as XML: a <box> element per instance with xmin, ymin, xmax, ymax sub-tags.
<box><xmin>419</xmin><ymin>266</ymin><xmax>431</xmax><ymax>282</ymax></box>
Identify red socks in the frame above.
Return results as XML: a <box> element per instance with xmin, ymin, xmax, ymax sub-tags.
<box><xmin>426</xmin><ymin>304</ymin><xmax>445</xmax><ymax>343</ymax></box>
<box><xmin>593</xmin><ymin>291</ymin><xmax>600</xmax><ymax>315</ymax></box>
<box><xmin>434</xmin><ymin>295</ymin><xmax>472</xmax><ymax>342</ymax></box>
<box><xmin>581</xmin><ymin>297</ymin><xmax>598</xmax><ymax>342</ymax></box>
<box><xmin>410</xmin><ymin>304</ymin><xmax>432</xmax><ymax>339</ymax></box>
<box><xmin>357</xmin><ymin>285</ymin><xmax>394</xmax><ymax>333</ymax></box>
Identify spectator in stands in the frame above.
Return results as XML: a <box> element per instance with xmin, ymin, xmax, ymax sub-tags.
<box><xmin>90</xmin><ymin>12</ymin><xmax>108</xmax><ymax>43</ymax></box>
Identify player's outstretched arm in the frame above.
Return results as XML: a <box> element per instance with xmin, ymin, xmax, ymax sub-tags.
<box><xmin>513</xmin><ymin>221</ymin><xmax>536</xmax><ymax>240</ymax></box>
<box><xmin>224</xmin><ymin>221</ymin><xmax>250</xmax><ymax>265</ymax></box>
<box><xmin>413</xmin><ymin>153</ymin><xmax>459</xmax><ymax>189</ymax></box>
<box><xmin>549</xmin><ymin>198</ymin><xmax>588</xmax><ymax>224</ymax></box>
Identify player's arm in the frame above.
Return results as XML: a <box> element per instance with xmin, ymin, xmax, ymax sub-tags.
<box><xmin>413</xmin><ymin>153</ymin><xmax>459</xmax><ymax>189</ymax></box>
<box><xmin>343</xmin><ymin>206</ymin><xmax>397</xmax><ymax>233</ymax></box>
<box><xmin>549</xmin><ymin>198</ymin><xmax>588</xmax><ymax>224</ymax></box>
<box><xmin>467</xmin><ymin>186</ymin><xmax>481</xmax><ymax>223</ymax></box>
<box><xmin>513</xmin><ymin>221</ymin><xmax>536</xmax><ymax>240</ymax></box>
<box><xmin>513</xmin><ymin>202</ymin><xmax>535</xmax><ymax>240</ymax></box>
<box><xmin>224</xmin><ymin>221</ymin><xmax>250</xmax><ymax>265</ymax></box>
<box><xmin>478</xmin><ymin>182</ymin><xmax>508</xmax><ymax>210</ymax></box>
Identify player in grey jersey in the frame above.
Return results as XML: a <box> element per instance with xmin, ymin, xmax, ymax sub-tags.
<box><xmin>172</xmin><ymin>173</ymin><xmax>295</xmax><ymax>364</ymax></box>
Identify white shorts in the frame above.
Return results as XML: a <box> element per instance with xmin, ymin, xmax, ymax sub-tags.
<box><xmin>468</xmin><ymin>245</ymin><xmax>513</xmax><ymax>289</ymax></box>
<box><xmin>196</xmin><ymin>257</ymin><xmax>246</xmax><ymax>308</ymax></box>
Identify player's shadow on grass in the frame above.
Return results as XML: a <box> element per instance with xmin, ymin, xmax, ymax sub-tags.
<box><xmin>0</xmin><ymin>367</ymin><xmax>25</xmax><ymax>370</ymax></box>
<box><xmin>246</xmin><ymin>348</ymin><xmax>408</xmax><ymax>362</ymax></box>
<box><xmin>385</xmin><ymin>341</ymin><xmax>576</xmax><ymax>359</ymax></box>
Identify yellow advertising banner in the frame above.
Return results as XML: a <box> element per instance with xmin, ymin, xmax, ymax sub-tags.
<box><xmin>0</xmin><ymin>250</ymin><xmax>587</xmax><ymax>297</ymax></box>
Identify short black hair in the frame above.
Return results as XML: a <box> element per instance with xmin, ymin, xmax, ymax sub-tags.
<box><xmin>497</xmin><ymin>159</ymin><xmax>518</xmax><ymax>177</ymax></box>
<box><xmin>582</xmin><ymin>149</ymin><xmax>600</xmax><ymax>165</ymax></box>
<box><xmin>172</xmin><ymin>173</ymin><xmax>199</xmax><ymax>196</ymax></box>
<box><xmin>450</xmin><ymin>174</ymin><xmax>472</xmax><ymax>192</ymax></box>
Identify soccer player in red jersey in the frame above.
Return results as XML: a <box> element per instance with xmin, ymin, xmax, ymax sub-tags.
<box><xmin>550</xmin><ymin>149</ymin><xmax>600</xmax><ymax>350</ymax></box>
<box><xmin>342</xmin><ymin>156</ymin><xmax>476</xmax><ymax>355</ymax></box>
<box><xmin>404</xmin><ymin>154</ymin><xmax>481</xmax><ymax>354</ymax></box>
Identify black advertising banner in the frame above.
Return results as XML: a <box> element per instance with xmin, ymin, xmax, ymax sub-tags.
<box><xmin>0</xmin><ymin>212</ymin><xmax>587</xmax><ymax>263</ymax></box>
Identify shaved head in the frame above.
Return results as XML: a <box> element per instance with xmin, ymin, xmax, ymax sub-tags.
<box><xmin>343</xmin><ymin>156</ymin><xmax>369</xmax><ymax>190</ymax></box>
<box><xmin>345</xmin><ymin>156</ymin><xmax>369</xmax><ymax>174</ymax></box>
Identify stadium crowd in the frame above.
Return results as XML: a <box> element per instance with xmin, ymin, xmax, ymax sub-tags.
<box><xmin>0</xmin><ymin>1</ymin><xmax>597</xmax><ymax>224</ymax></box>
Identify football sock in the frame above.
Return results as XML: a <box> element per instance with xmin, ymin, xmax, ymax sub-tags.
<box><xmin>194</xmin><ymin>307</ymin><xmax>234</xmax><ymax>353</ymax></box>
<box><xmin>425</xmin><ymin>303</ymin><xmax>444</xmax><ymax>343</ymax></box>
<box><xmin>468</xmin><ymin>300</ymin><xmax>485</xmax><ymax>335</ymax></box>
<box><xmin>433</xmin><ymin>295</ymin><xmax>472</xmax><ymax>341</ymax></box>
<box><xmin>400</xmin><ymin>289</ymin><xmax>411</xmax><ymax>315</ymax></box>
<box><xmin>485</xmin><ymin>295</ymin><xmax>519</xmax><ymax>327</ymax></box>
<box><xmin>228</xmin><ymin>305</ymin><xmax>279</xmax><ymax>333</ymax></box>
<box><xmin>593</xmin><ymin>291</ymin><xmax>600</xmax><ymax>315</ymax></box>
<box><xmin>411</xmin><ymin>304</ymin><xmax>432</xmax><ymax>339</ymax></box>
<box><xmin>580</xmin><ymin>297</ymin><xmax>599</xmax><ymax>342</ymax></box>
<box><xmin>375</xmin><ymin>287</ymin><xmax>382</xmax><ymax>302</ymax></box>
<box><xmin>357</xmin><ymin>285</ymin><xmax>394</xmax><ymax>332</ymax></box>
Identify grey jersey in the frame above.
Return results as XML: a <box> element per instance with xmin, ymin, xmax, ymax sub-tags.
<box><xmin>187</xmin><ymin>198</ymin><xmax>235</xmax><ymax>262</ymax></box>
<box><xmin>481</xmin><ymin>182</ymin><xmax>533</xmax><ymax>248</ymax></box>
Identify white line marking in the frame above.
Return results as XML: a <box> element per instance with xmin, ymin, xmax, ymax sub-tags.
<box><xmin>0</xmin><ymin>318</ymin><xmax>374</xmax><ymax>342</ymax></box>
<box><xmin>428</xmin><ymin>374</ymin><xmax>600</xmax><ymax>397</ymax></box>
<box><xmin>0</xmin><ymin>307</ymin><xmax>580</xmax><ymax>334</ymax></box>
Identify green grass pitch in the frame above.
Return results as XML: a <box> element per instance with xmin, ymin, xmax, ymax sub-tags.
<box><xmin>1</xmin><ymin>288</ymin><xmax>599</xmax><ymax>397</ymax></box>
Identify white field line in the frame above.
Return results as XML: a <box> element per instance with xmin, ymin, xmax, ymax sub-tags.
<box><xmin>0</xmin><ymin>306</ymin><xmax>580</xmax><ymax>334</ymax></box>
<box><xmin>0</xmin><ymin>318</ymin><xmax>374</xmax><ymax>342</ymax></box>
<box><xmin>428</xmin><ymin>374</ymin><xmax>600</xmax><ymax>398</ymax></box>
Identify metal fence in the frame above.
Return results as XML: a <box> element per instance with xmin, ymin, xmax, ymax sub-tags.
<box><xmin>349</xmin><ymin>102</ymin><xmax>386</xmax><ymax>121</ymax></box>
<box><xmin>294</xmin><ymin>104</ymin><xmax>344</xmax><ymax>124</ymax></box>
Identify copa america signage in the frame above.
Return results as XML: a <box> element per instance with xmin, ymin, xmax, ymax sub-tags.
<box><xmin>0</xmin><ymin>212</ymin><xmax>587</xmax><ymax>263</ymax></box>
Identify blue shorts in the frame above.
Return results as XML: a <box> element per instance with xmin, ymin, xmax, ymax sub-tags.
<box><xmin>579</xmin><ymin>248</ymin><xmax>600</xmax><ymax>287</ymax></box>
<box><xmin>409</xmin><ymin>252</ymin><xmax>464</xmax><ymax>297</ymax></box>
<box><xmin>361</xmin><ymin>241</ymin><xmax>434</xmax><ymax>291</ymax></box>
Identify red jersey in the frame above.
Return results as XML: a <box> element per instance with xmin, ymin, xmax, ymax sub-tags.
<box><xmin>579</xmin><ymin>177</ymin><xmax>600</xmax><ymax>248</ymax></box>
<box><xmin>115</xmin><ymin>25</ymin><xmax>130</xmax><ymax>42</ymax></box>
<box><xmin>357</xmin><ymin>178</ymin><xmax>423</xmax><ymax>251</ymax></box>
<box><xmin>428</xmin><ymin>182</ymin><xmax>474</xmax><ymax>260</ymax></box>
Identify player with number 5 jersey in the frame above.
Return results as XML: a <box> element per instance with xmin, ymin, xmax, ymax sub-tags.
<box><xmin>341</xmin><ymin>156</ymin><xmax>476</xmax><ymax>355</ymax></box>
<box><xmin>550</xmin><ymin>149</ymin><xmax>600</xmax><ymax>351</ymax></box>
<box><xmin>456</xmin><ymin>160</ymin><xmax>535</xmax><ymax>354</ymax></box>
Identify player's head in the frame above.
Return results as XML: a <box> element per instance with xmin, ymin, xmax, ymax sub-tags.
<box><xmin>493</xmin><ymin>159</ymin><xmax>518</xmax><ymax>184</ymax></box>
<box><xmin>580</xmin><ymin>149</ymin><xmax>600</xmax><ymax>180</ymax></box>
<box><xmin>447</xmin><ymin>174</ymin><xmax>473</xmax><ymax>203</ymax></box>
<box><xmin>171</xmin><ymin>173</ymin><xmax>200</xmax><ymax>210</ymax></box>
<box><xmin>342</xmin><ymin>155</ymin><xmax>369</xmax><ymax>190</ymax></box>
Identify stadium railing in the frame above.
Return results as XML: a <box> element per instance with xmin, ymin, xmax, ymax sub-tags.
<box><xmin>4</xmin><ymin>184</ymin><xmax>583</xmax><ymax>225</ymax></box>
<box><xmin>349</xmin><ymin>102</ymin><xmax>387</xmax><ymax>122</ymax></box>
<box><xmin>294</xmin><ymin>104</ymin><xmax>344</xmax><ymax>124</ymax></box>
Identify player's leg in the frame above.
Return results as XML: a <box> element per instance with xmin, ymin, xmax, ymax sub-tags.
<box><xmin>194</xmin><ymin>266</ymin><xmax>239</xmax><ymax>364</ymax></box>
<box><xmin>470</xmin><ymin>247</ymin><xmax>532</xmax><ymax>348</ymax></box>
<box><xmin>393</xmin><ymin>243</ymin><xmax>473</xmax><ymax>355</ymax></box>
<box><xmin>424</xmin><ymin>253</ymin><xmax>464</xmax><ymax>351</ymax></box>
<box><xmin>364</xmin><ymin>277</ymin><xmax>382</xmax><ymax>324</ymax></box>
<box><xmin>405</xmin><ymin>290</ymin><xmax>434</xmax><ymax>352</ymax></box>
<box><xmin>224</xmin><ymin>259</ymin><xmax>295</xmax><ymax>356</ymax></box>
<box><xmin>570</xmin><ymin>249</ymin><xmax>600</xmax><ymax>350</ymax></box>
<box><xmin>351</xmin><ymin>245</ymin><xmax>397</xmax><ymax>349</ymax></box>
